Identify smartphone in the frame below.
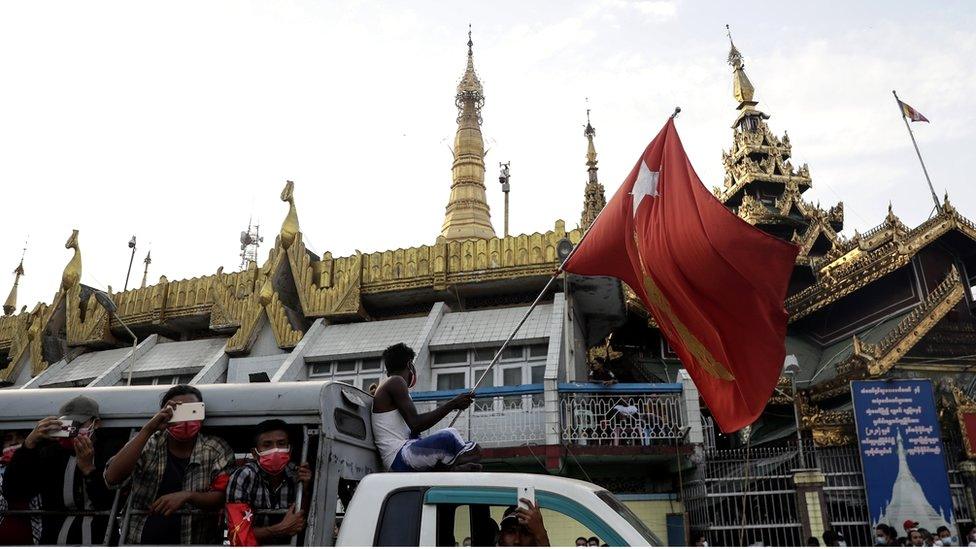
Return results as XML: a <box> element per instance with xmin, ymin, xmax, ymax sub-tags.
<box><xmin>518</xmin><ymin>486</ymin><xmax>535</xmax><ymax>510</ymax></box>
<box><xmin>169</xmin><ymin>402</ymin><xmax>206</xmax><ymax>423</ymax></box>
<box><xmin>49</xmin><ymin>419</ymin><xmax>75</xmax><ymax>438</ymax></box>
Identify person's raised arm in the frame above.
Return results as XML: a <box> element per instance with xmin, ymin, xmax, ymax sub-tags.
<box><xmin>387</xmin><ymin>377</ymin><xmax>472</xmax><ymax>433</ymax></box>
<box><xmin>2</xmin><ymin>416</ymin><xmax>58</xmax><ymax>500</ymax></box>
<box><xmin>104</xmin><ymin>401</ymin><xmax>174</xmax><ymax>487</ymax></box>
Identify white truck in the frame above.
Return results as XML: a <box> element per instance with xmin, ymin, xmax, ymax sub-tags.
<box><xmin>0</xmin><ymin>381</ymin><xmax>662</xmax><ymax>546</ymax></box>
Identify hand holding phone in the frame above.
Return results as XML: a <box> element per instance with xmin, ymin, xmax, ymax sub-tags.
<box><xmin>518</xmin><ymin>486</ymin><xmax>535</xmax><ymax>511</ymax></box>
<box><xmin>169</xmin><ymin>402</ymin><xmax>206</xmax><ymax>423</ymax></box>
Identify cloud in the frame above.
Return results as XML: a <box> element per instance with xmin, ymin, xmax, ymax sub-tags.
<box><xmin>1</xmin><ymin>1</ymin><xmax>974</xmax><ymax>308</ymax></box>
<box><xmin>631</xmin><ymin>1</ymin><xmax>678</xmax><ymax>21</ymax></box>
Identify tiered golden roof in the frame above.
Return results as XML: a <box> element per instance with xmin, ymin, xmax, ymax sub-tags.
<box><xmin>717</xmin><ymin>32</ymin><xmax>845</xmax><ymax>266</ymax></box>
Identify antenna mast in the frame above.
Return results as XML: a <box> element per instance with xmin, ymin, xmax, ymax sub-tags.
<box><xmin>240</xmin><ymin>217</ymin><xmax>264</xmax><ymax>270</ymax></box>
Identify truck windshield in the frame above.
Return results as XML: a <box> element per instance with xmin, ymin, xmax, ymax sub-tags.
<box><xmin>595</xmin><ymin>491</ymin><xmax>663</xmax><ymax>546</ymax></box>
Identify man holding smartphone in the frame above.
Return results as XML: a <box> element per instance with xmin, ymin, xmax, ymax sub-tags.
<box><xmin>1</xmin><ymin>395</ymin><xmax>116</xmax><ymax>544</ymax></box>
<box><xmin>104</xmin><ymin>384</ymin><xmax>234</xmax><ymax>545</ymax></box>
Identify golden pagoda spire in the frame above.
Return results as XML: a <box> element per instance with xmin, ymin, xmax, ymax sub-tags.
<box><xmin>61</xmin><ymin>230</ymin><xmax>81</xmax><ymax>291</ymax></box>
<box><xmin>3</xmin><ymin>245</ymin><xmax>26</xmax><ymax>316</ymax></box>
<box><xmin>726</xmin><ymin>25</ymin><xmax>768</xmax><ymax>130</ymax></box>
<box><xmin>580</xmin><ymin>104</ymin><xmax>606</xmax><ymax>231</ymax></box>
<box><xmin>279</xmin><ymin>180</ymin><xmax>300</xmax><ymax>249</ymax></box>
<box><xmin>441</xmin><ymin>26</ymin><xmax>496</xmax><ymax>241</ymax></box>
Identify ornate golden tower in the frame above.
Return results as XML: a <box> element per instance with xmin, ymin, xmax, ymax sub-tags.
<box><xmin>580</xmin><ymin>108</ymin><xmax>606</xmax><ymax>231</ymax></box>
<box><xmin>440</xmin><ymin>29</ymin><xmax>496</xmax><ymax>241</ymax></box>
<box><xmin>717</xmin><ymin>30</ymin><xmax>843</xmax><ymax>252</ymax></box>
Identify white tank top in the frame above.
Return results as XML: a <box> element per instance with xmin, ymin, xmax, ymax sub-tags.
<box><xmin>372</xmin><ymin>409</ymin><xmax>411</xmax><ymax>470</ymax></box>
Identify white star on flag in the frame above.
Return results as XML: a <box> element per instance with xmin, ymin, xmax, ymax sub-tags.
<box><xmin>243</xmin><ymin>509</ymin><xmax>253</xmax><ymax>523</ymax></box>
<box><xmin>631</xmin><ymin>161</ymin><xmax>659</xmax><ymax>217</ymax></box>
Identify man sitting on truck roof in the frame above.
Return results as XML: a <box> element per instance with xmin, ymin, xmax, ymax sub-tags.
<box><xmin>372</xmin><ymin>343</ymin><xmax>481</xmax><ymax>472</ymax></box>
<box><xmin>1</xmin><ymin>395</ymin><xmax>117</xmax><ymax>545</ymax></box>
<box><xmin>104</xmin><ymin>384</ymin><xmax>234</xmax><ymax>545</ymax></box>
<box><xmin>225</xmin><ymin>419</ymin><xmax>313</xmax><ymax>545</ymax></box>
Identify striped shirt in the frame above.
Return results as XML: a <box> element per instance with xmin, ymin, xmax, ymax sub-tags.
<box><xmin>225</xmin><ymin>460</ymin><xmax>299</xmax><ymax>529</ymax></box>
<box><xmin>106</xmin><ymin>431</ymin><xmax>233</xmax><ymax>545</ymax></box>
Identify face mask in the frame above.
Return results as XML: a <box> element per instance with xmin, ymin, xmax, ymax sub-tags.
<box><xmin>407</xmin><ymin>365</ymin><xmax>417</xmax><ymax>389</ymax></box>
<box><xmin>256</xmin><ymin>447</ymin><xmax>291</xmax><ymax>475</ymax></box>
<box><xmin>877</xmin><ymin>537</ymin><xmax>887</xmax><ymax>545</ymax></box>
<box><xmin>1</xmin><ymin>444</ymin><xmax>21</xmax><ymax>464</ymax></box>
<box><xmin>167</xmin><ymin>420</ymin><xmax>202</xmax><ymax>441</ymax></box>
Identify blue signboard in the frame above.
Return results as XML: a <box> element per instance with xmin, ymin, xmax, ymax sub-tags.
<box><xmin>852</xmin><ymin>379</ymin><xmax>956</xmax><ymax>537</ymax></box>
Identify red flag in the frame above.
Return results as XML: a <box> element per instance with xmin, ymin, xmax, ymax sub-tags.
<box><xmin>226</xmin><ymin>502</ymin><xmax>258</xmax><ymax>546</ymax></box>
<box><xmin>564</xmin><ymin>118</ymin><xmax>798</xmax><ymax>433</ymax></box>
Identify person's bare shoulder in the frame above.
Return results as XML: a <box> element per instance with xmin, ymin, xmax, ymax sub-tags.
<box><xmin>373</xmin><ymin>376</ymin><xmax>407</xmax><ymax>412</ymax></box>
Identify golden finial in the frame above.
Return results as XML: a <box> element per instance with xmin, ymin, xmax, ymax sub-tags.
<box><xmin>456</xmin><ymin>25</ymin><xmax>484</xmax><ymax>114</ymax></box>
<box><xmin>61</xmin><ymin>229</ymin><xmax>82</xmax><ymax>291</ymax></box>
<box><xmin>279</xmin><ymin>180</ymin><xmax>300</xmax><ymax>249</ymax></box>
<box><xmin>3</xmin><ymin>242</ymin><xmax>26</xmax><ymax>316</ymax></box>
<box><xmin>886</xmin><ymin>202</ymin><xmax>899</xmax><ymax>225</ymax></box>
<box><xmin>726</xmin><ymin>24</ymin><xmax>756</xmax><ymax>107</ymax></box>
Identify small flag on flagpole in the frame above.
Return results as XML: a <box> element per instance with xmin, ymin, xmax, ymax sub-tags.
<box><xmin>898</xmin><ymin>99</ymin><xmax>929</xmax><ymax>123</ymax></box>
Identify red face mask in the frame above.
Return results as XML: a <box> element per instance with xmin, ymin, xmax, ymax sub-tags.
<box><xmin>167</xmin><ymin>420</ymin><xmax>202</xmax><ymax>441</ymax></box>
<box><xmin>1</xmin><ymin>444</ymin><xmax>20</xmax><ymax>464</ymax></box>
<box><xmin>256</xmin><ymin>447</ymin><xmax>291</xmax><ymax>475</ymax></box>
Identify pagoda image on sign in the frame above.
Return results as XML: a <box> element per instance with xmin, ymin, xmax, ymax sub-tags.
<box><xmin>877</xmin><ymin>432</ymin><xmax>954</xmax><ymax>534</ymax></box>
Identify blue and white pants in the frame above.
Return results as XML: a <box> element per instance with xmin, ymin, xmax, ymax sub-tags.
<box><xmin>390</xmin><ymin>428</ymin><xmax>476</xmax><ymax>472</ymax></box>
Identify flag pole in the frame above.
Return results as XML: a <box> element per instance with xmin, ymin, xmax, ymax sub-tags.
<box><xmin>447</xmin><ymin>229</ymin><xmax>585</xmax><ymax>428</ymax></box>
<box><xmin>448</xmin><ymin>106</ymin><xmax>681</xmax><ymax>428</ymax></box>
<box><xmin>892</xmin><ymin>90</ymin><xmax>941</xmax><ymax>212</ymax></box>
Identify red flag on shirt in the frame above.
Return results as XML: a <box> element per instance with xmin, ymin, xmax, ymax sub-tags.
<box><xmin>226</xmin><ymin>502</ymin><xmax>258</xmax><ymax>546</ymax></box>
<box><xmin>563</xmin><ymin>118</ymin><xmax>798</xmax><ymax>433</ymax></box>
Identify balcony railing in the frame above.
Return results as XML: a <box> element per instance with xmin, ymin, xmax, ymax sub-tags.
<box><xmin>558</xmin><ymin>383</ymin><xmax>686</xmax><ymax>446</ymax></box>
<box><xmin>413</xmin><ymin>384</ymin><xmax>547</xmax><ymax>448</ymax></box>
<box><xmin>412</xmin><ymin>382</ymin><xmax>689</xmax><ymax>449</ymax></box>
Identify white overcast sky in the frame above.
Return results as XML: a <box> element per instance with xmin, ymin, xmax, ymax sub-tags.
<box><xmin>1</xmin><ymin>0</ymin><xmax>974</xmax><ymax>309</ymax></box>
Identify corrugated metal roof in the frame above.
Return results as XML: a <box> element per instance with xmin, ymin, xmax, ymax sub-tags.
<box><xmin>44</xmin><ymin>347</ymin><xmax>132</xmax><ymax>385</ymax></box>
<box><xmin>429</xmin><ymin>304</ymin><xmax>552</xmax><ymax>349</ymax></box>
<box><xmin>132</xmin><ymin>338</ymin><xmax>226</xmax><ymax>374</ymax></box>
<box><xmin>304</xmin><ymin>316</ymin><xmax>429</xmax><ymax>361</ymax></box>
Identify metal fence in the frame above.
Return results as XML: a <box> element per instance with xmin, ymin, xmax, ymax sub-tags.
<box><xmin>413</xmin><ymin>383</ymin><xmax>688</xmax><ymax>449</ymax></box>
<box><xmin>558</xmin><ymin>392</ymin><xmax>685</xmax><ymax>445</ymax></box>
<box><xmin>685</xmin><ymin>444</ymin><xmax>805</xmax><ymax>547</ymax></box>
<box><xmin>686</xmin><ymin>441</ymin><xmax>974</xmax><ymax>547</ymax></box>
<box><xmin>418</xmin><ymin>392</ymin><xmax>548</xmax><ymax>448</ymax></box>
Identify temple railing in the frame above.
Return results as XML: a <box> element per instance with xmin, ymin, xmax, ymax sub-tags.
<box><xmin>412</xmin><ymin>382</ymin><xmax>689</xmax><ymax>449</ymax></box>
<box><xmin>558</xmin><ymin>383</ymin><xmax>686</xmax><ymax>446</ymax></box>
<box><xmin>412</xmin><ymin>384</ymin><xmax>547</xmax><ymax>448</ymax></box>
